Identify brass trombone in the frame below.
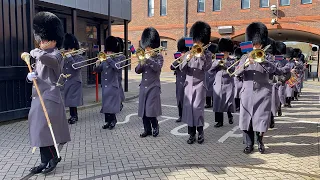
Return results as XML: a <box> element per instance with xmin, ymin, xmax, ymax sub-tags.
<box><xmin>71</xmin><ymin>52</ymin><xmax>122</xmax><ymax>69</ymax></box>
<box><xmin>115</xmin><ymin>46</ymin><xmax>166</xmax><ymax>69</ymax></box>
<box><xmin>227</xmin><ymin>45</ymin><xmax>271</xmax><ymax>77</ymax></box>
<box><xmin>61</xmin><ymin>48</ymin><xmax>87</xmax><ymax>58</ymax></box>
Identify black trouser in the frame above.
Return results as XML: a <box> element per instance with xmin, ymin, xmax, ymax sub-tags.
<box><xmin>104</xmin><ymin>113</ymin><xmax>117</xmax><ymax>123</ymax></box>
<box><xmin>285</xmin><ymin>97</ymin><xmax>291</xmax><ymax>106</ymax></box>
<box><xmin>205</xmin><ymin>97</ymin><xmax>212</xmax><ymax>106</ymax></box>
<box><xmin>215</xmin><ymin>112</ymin><xmax>233</xmax><ymax>123</ymax></box>
<box><xmin>243</xmin><ymin>120</ymin><xmax>263</xmax><ymax>146</ymax></box>
<box><xmin>178</xmin><ymin>102</ymin><xmax>183</xmax><ymax>117</ymax></box>
<box><xmin>270</xmin><ymin>112</ymin><xmax>275</xmax><ymax>124</ymax></box>
<box><xmin>235</xmin><ymin>98</ymin><xmax>240</xmax><ymax>110</ymax></box>
<box><xmin>143</xmin><ymin>116</ymin><xmax>158</xmax><ymax>133</ymax></box>
<box><xmin>69</xmin><ymin>107</ymin><xmax>78</xmax><ymax>118</ymax></box>
<box><xmin>40</xmin><ymin>145</ymin><xmax>57</xmax><ymax>164</ymax></box>
<box><xmin>188</xmin><ymin>126</ymin><xmax>203</xmax><ymax>136</ymax></box>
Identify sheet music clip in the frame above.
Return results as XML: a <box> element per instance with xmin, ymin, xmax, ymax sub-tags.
<box><xmin>56</xmin><ymin>73</ymin><xmax>71</xmax><ymax>87</ymax></box>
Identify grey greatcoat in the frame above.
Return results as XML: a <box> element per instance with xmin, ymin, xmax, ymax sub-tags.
<box><xmin>205</xmin><ymin>71</ymin><xmax>215</xmax><ymax>97</ymax></box>
<box><xmin>28</xmin><ymin>48</ymin><xmax>71</xmax><ymax>147</ymax></box>
<box><xmin>209</xmin><ymin>57</ymin><xmax>236</xmax><ymax>113</ymax></box>
<box><xmin>135</xmin><ymin>54</ymin><xmax>163</xmax><ymax>118</ymax></box>
<box><xmin>94</xmin><ymin>56</ymin><xmax>122</xmax><ymax>114</ymax></box>
<box><xmin>285</xmin><ymin>61</ymin><xmax>296</xmax><ymax>98</ymax></box>
<box><xmin>180</xmin><ymin>51</ymin><xmax>213</xmax><ymax>127</ymax></box>
<box><xmin>62</xmin><ymin>55</ymin><xmax>84</xmax><ymax>107</ymax></box>
<box><xmin>170</xmin><ymin>62</ymin><xmax>186</xmax><ymax>106</ymax></box>
<box><xmin>275</xmin><ymin>59</ymin><xmax>287</xmax><ymax>105</ymax></box>
<box><xmin>117</xmin><ymin>55</ymin><xmax>126</xmax><ymax>102</ymax></box>
<box><xmin>234</xmin><ymin>76</ymin><xmax>243</xmax><ymax>99</ymax></box>
<box><xmin>235</xmin><ymin>54</ymin><xmax>285</xmax><ymax>133</ymax></box>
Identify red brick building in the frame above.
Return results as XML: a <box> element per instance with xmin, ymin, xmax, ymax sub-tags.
<box><xmin>113</xmin><ymin>0</ymin><xmax>320</xmax><ymax>72</ymax></box>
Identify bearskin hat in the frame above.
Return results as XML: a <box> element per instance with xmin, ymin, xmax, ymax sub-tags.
<box><xmin>234</xmin><ymin>48</ymin><xmax>243</xmax><ymax>60</ymax></box>
<box><xmin>245</xmin><ymin>22</ymin><xmax>268</xmax><ymax>47</ymax></box>
<box><xmin>105</xmin><ymin>36</ymin><xmax>119</xmax><ymax>53</ymax></box>
<box><xmin>266</xmin><ymin>38</ymin><xmax>276</xmax><ymax>55</ymax></box>
<box><xmin>189</xmin><ymin>21</ymin><xmax>211</xmax><ymax>45</ymax></box>
<box><xmin>292</xmin><ymin>48</ymin><xmax>301</xmax><ymax>58</ymax></box>
<box><xmin>284</xmin><ymin>47</ymin><xmax>294</xmax><ymax>58</ymax></box>
<box><xmin>177</xmin><ymin>38</ymin><xmax>189</xmax><ymax>53</ymax></box>
<box><xmin>275</xmin><ymin>41</ymin><xmax>286</xmax><ymax>55</ymax></box>
<box><xmin>207</xmin><ymin>43</ymin><xmax>218</xmax><ymax>54</ymax></box>
<box><xmin>218</xmin><ymin>38</ymin><xmax>234</xmax><ymax>53</ymax></box>
<box><xmin>63</xmin><ymin>33</ymin><xmax>80</xmax><ymax>50</ymax></box>
<box><xmin>140</xmin><ymin>27</ymin><xmax>160</xmax><ymax>49</ymax></box>
<box><xmin>116</xmin><ymin>37</ymin><xmax>124</xmax><ymax>53</ymax></box>
<box><xmin>33</xmin><ymin>12</ymin><xmax>64</xmax><ymax>48</ymax></box>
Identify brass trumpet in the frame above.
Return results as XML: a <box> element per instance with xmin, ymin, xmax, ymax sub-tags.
<box><xmin>115</xmin><ymin>46</ymin><xmax>166</xmax><ymax>69</ymax></box>
<box><xmin>227</xmin><ymin>45</ymin><xmax>271</xmax><ymax>77</ymax></box>
<box><xmin>61</xmin><ymin>48</ymin><xmax>87</xmax><ymax>58</ymax></box>
<box><xmin>71</xmin><ymin>52</ymin><xmax>121</xmax><ymax>69</ymax></box>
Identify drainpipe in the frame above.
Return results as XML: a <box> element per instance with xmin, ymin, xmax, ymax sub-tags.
<box><xmin>184</xmin><ymin>0</ymin><xmax>188</xmax><ymax>37</ymax></box>
<box><xmin>108</xmin><ymin>0</ymin><xmax>111</xmax><ymax>36</ymax></box>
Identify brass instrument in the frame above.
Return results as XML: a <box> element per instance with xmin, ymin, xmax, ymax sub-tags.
<box><xmin>61</xmin><ymin>48</ymin><xmax>87</xmax><ymax>58</ymax></box>
<box><xmin>227</xmin><ymin>44</ymin><xmax>271</xmax><ymax>77</ymax></box>
<box><xmin>71</xmin><ymin>52</ymin><xmax>119</xmax><ymax>69</ymax></box>
<box><xmin>115</xmin><ymin>46</ymin><xmax>166</xmax><ymax>69</ymax></box>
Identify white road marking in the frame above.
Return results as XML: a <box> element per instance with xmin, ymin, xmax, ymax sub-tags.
<box><xmin>170</xmin><ymin>122</ymin><xmax>210</xmax><ymax>136</ymax></box>
<box><xmin>218</xmin><ymin>126</ymin><xmax>242</xmax><ymax>143</ymax></box>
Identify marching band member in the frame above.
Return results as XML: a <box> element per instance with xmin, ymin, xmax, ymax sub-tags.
<box><xmin>210</xmin><ymin>38</ymin><xmax>235</xmax><ymax>128</ymax></box>
<box><xmin>27</xmin><ymin>12</ymin><xmax>70</xmax><ymax>174</ymax></box>
<box><xmin>62</xmin><ymin>33</ymin><xmax>84</xmax><ymax>124</ymax></box>
<box><xmin>235</xmin><ymin>22</ymin><xmax>286</xmax><ymax>154</ymax></box>
<box><xmin>94</xmin><ymin>36</ymin><xmax>122</xmax><ymax>130</ymax></box>
<box><xmin>284</xmin><ymin>47</ymin><xmax>295</xmax><ymax>107</ymax></box>
<box><xmin>116</xmin><ymin>37</ymin><xmax>126</xmax><ymax>111</ymax></box>
<box><xmin>233</xmin><ymin>47</ymin><xmax>243</xmax><ymax>112</ymax></box>
<box><xmin>170</xmin><ymin>38</ymin><xmax>188</xmax><ymax>122</ymax></box>
<box><xmin>135</xmin><ymin>27</ymin><xmax>163</xmax><ymax>138</ymax></box>
<box><xmin>205</xmin><ymin>43</ymin><xmax>218</xmax><ymax>108</ymax></box>
<box><xmin>180</xmin><ymin>21</ymin><xmax>212</xmax><ymax>144</ymax></box>
<box><xmin>292</xmin><ymin>48</ymin><xmax>304</xmax><ymax>100</ymax></box>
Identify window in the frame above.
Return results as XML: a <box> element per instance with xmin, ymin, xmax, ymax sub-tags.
<box><xmin>160</xmin><ymin>0</ymin><xmax>167</xmax><ymax>16</ymax></box>
<box><xmin>86</xmin><ymin>26</ymin><xmax>97</xmax><ymax>39</ymax></box>
<box><xmin>197</xmin><ymin>0</ymin><xmax>205</xmax><ymax>12</ymax></box>
<box><xmin>301</xmin><ymin>0</ymin><xmax>312</xmax><ymax>4</ymax></box>
<box><xmin>148</xmin><ymin>0</ymin><xmax>154</xmax><ymax>17</ymax></box>
<box><xmin>280</xmin><ymin>0</ymin><xmax>290</xmax><ymax>6</ymax></box>
<box><xmin>241</xmin><ymin>0</ymin><xmax>250</xmax><ymax>9</ymax></box>
<box><xmin>260</xmin><ymin>0</ymin><xmax>269</xmax><ymax>7</ymax></box>
<box><xmin>161</xmin><ymin>41</ymin><xmax>168</xmax><ymax>50</ymax></box>
<box><xmin>213</xmin><ymin>0</ymin><xmax>221</xmax><ymax>11</ymax></box>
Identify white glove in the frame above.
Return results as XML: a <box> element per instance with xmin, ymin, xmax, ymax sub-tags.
<box><xmin>96</xmin><ymin>60</ymin><xmax>101</xmax><ymax>66</ymax></box>
<box><xmin>27</xmin><ymin>72</ymin><xmax>37</xmax><ymax>81</ymax></box>
<box><xmin>145</xmin><ymin>54</ymin><xmax>151</xmax><ymax>59</ymax></box>
<box><xmin>66</xmin><ymin>54</ymin><xmax>72</xmax><ymax>58</ymax></box>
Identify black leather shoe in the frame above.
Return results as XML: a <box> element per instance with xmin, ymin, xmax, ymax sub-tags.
<box><xmin>102</xmin><ymin>122</ymin><xmax>110</xmax><ymax>129</ymax></box>
<box><xmin>109</xmin><ymin>120</ymin><xmax>116</xmax><ymax>130</ymax></box>
<box><xmin>176</xmin><ymin>117</ymin><xmax>182</xmax><ymax>123</ymax></box>
<box><xmin>74</xmin><ymin>116</ymin><xmax>78</xmax><ymax>122</ymax></box>
<box><xmin>236</xmin><ymin>107</ymin><xmax>240</xmax><ymax>112</ymax></box>
<box><xmin>30</xmin><ymin>163</ymin><xmax>47</xmax><ymax>174</ymax></box>
<box><xmin>42</xmin><ymin>157</ymin><xmax>61</xmax><ymax>174</ymax></box>
<box><xmin>228</xmin><ymin>117</ymin><xmax>234</xmax><ymax>124</ymax></box>
<box><xmin>277</xmin><ymin>109</ymin><xmax>282</xmax><ymax>117</ymax></box>
<box><xmin>243</xmin><ymin>146</ymin><xmax>254</xmax><ymax>154</ymax></box>
<box><xmin>204</xmin><ymin>105</ymin><xmax>212</xmax><ymax>108</ymax></box>
<box><xmin>258</xmin><ymin>141</ymin><xmax>265</xmax><ymax>154</ymax></box>
<box><xmin>214</xmin><ymin>122</ymin><xmax>223</xmax><ymax>128</ymax></box>
<box><xmin>197</xmin><ymin>133</ymin><xmax>204</xmax><ymax>144</ymax></box>
<box><xmin>152</xmin><ymin>126</ymin><xmax>159</xmax><ymax>137</ymax></box>
<box><xmin>269</xmin><ymin>122</ymin><xmax>275</xmax><ymax>129</ymax></box>
<box><xmin>140</xmin><ymin>131</ymin><xmax>152</xmax><ymax>138</ymax></box>
<box><xmin>68</xmin><ymin>117</ymin><xmax>77</xmax><ymax>124</ymax></box>
<box><xmin>187</xmin><ymin>135</ymin><xmax>196</xmax><ymax>144</ymax></box>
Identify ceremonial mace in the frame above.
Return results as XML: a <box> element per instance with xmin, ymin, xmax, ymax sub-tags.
<box><xmin>21</xmin><ymin>52</ymin><xmax>61</xmax><ymax>159</ymax></box>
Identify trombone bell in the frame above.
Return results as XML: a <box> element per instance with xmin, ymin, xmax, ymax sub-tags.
<box><xmin>249</xmin><ymin>49</ymin><xmax>265</xmax><ymax>63</ymax></box>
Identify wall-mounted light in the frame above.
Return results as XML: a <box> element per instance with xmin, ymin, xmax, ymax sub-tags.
<box><xmin>270</xmin><ymin>5</ymin><xmax>278</xmax><ymax>25</ymax></box>
<box><xmin>270</xmin><ymin>5</ymin><xmax>277</xmax><ymax>15</ymax></box>
<box><xmin>271</xmin><ymin>18</ymin><xmax>278</xmax><ymax>25</ymax></box>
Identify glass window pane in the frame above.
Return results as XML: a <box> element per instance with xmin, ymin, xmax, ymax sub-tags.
<box><xmin>198</xmin><ymin>0</ymin><xmax>205</xmax><ymax>12</ymax></box>
<box><xmin>301</xmin><ymin>0</ymin><xmax>312</xmax><ymax>4</ymax></box>
<box><xmin>148</xmin><ymin>0</ymin><xmax>154</xmax><ymax>17</ymax></box>
<box><xmin>241</xmin><ymin>0</ymin><xmax>250</xmax><ymax>9</ymax></box>
<box><xmin>160</xmin><ymin>0</ymin><xmax>167</xmax><ymax>16</ymax></box>
<box><xmin>260</xmin><ymin>0</ymin><xmax>269</xmax><ymax>7</ymax></box>
<box><xmin>280</xmin><ymin>0</ymin><xmax>290</xmax><ymax>6</ymax></box>
<box><xmin>161</xmin><ymin>41</ymin><xmax>168</xmax><ymax>49</ymax></box>
<box><xmin>213</xmin><ymin>0</ymin><xmax>221</xmax><ymax>11</ymax></box>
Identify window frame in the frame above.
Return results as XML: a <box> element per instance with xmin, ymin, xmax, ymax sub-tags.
<box><xmin>241</xmin><ymin>0</ymin><xmax>250</xmax><ymax>9</ymax></box>
<box><xmin>260</xmin><ymin>0</ymin><xmax>269</xmax><ymax>8</ymax></box>
<box><xmin>280</xmin><ymin>0</ymin><xmax>290</xmax><ymax>6</ymax></box>
<box><xmin>148</xmin><ymin>0</ymin><xmax>154</xmax><ymax>17</ymax></box>
<box><xmin>301</xmin><ymin>0</ymin><xmax>312</xmax><ymax>4</ymax></box>
<box><xmin>197</xmin><ymin>0</ymin><xmax>205</xmax><ymax>13</ymax></box>
<box><xmin>160</xmin><ymin>0</ymin><xmax>167</xmax><ymax>16</ymax></box>
<box><xmin>160</xmin><ymin>41</ymin><xmax>168</xmax><ymax>50</ymax></box>
<box><xmin>213</xmin><ymin>0</ymin><xmax>221</xmax><ymax>11</ymax></box>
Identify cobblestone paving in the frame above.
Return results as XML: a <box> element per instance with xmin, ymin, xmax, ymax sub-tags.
<box><xmin>0</xmin><ymin>79</ymin><xmax>319</xmax><ymax>180</ymax></box>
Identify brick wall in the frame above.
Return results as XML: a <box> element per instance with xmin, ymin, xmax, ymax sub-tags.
<box><xmin>113</xmin><ymin>0</ymin><xmax>320</xmax><ymax>72</ymax></box>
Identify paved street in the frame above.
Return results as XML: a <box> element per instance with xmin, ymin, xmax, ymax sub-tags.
<box><xmin>0</xmin><ymin>76</ymin><xmax>320</xmax><ymax>180</ymax></box>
